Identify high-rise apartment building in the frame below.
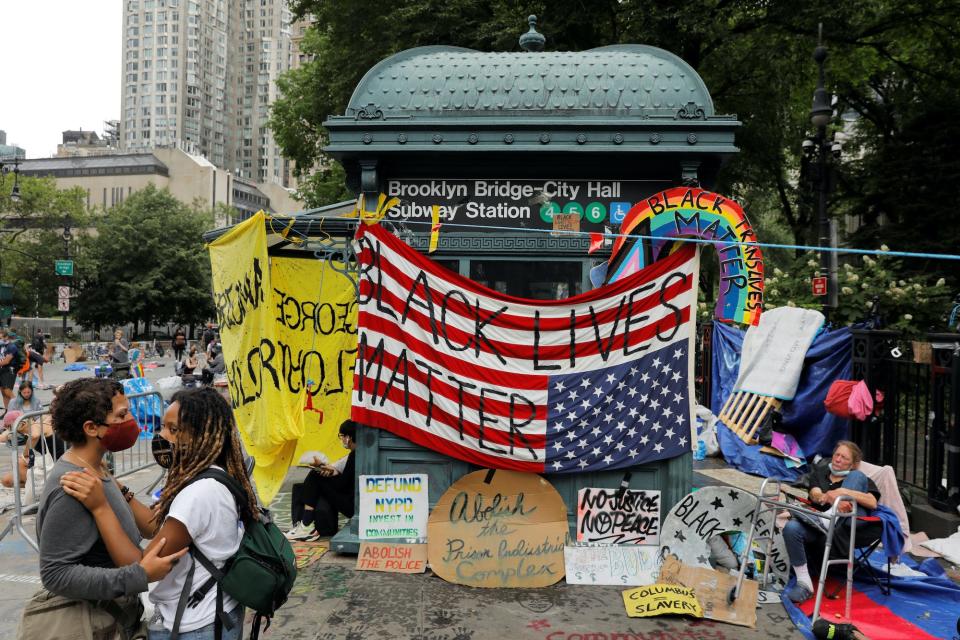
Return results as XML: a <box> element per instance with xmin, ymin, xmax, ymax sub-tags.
<box><xmin>0</xmin><ymin>130</ymin><xmax>26</xmax><ymax>160</ymax></box>
<box><xmin>120</xmin><ymin>0</ymin><xmax>295</xmax><ymax>186</ymax></box>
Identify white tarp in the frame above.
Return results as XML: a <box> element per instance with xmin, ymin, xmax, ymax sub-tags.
<box><xmin>734</xmin><ymin>307</ymin><xmax>824</xmax><ymax>400</ymax></box>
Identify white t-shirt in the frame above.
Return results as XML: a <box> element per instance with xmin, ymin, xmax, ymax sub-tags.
<box><xmin>149</xmin><ymin>469</ymin><xmax>244</xmax><ymax>632</ymax></box>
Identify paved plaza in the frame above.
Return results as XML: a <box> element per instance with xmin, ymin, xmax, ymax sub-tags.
<box><xmin>0</xmin><ymin>357</ymin><xmax>807</xmax><ymax>640</ymax></box>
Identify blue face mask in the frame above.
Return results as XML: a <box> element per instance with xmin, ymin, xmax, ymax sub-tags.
<box><xmin>829</xmin><ymin>463</ymin><xmax>850</xmax><ymax>477</ymax></box>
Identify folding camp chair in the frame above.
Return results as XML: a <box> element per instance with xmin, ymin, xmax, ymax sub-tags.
<box><xmin>729</xmin><ymin>478</ymin><xmax>887</xmax><ymax>623</ymax></box>
<box><xmin>825</xmin><ymin>534</ymin><xmax>891</xmax><ymax>598</ymax></box>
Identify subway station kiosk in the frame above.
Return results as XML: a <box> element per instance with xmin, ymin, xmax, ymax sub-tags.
<box><xmin>229</xmin><ymin>29</ymin><xmax>740</xmax><ymax>551</ymax></box>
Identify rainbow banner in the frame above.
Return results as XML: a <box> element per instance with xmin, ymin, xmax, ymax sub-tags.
<box><xmin>607</xmin><ymin>187</ymin><xmax>763</xmax><ymax>326</ymax></box>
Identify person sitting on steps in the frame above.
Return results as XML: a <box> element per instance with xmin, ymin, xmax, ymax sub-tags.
<box><xmin>285</xmin><ymin>420</ymin><xmax>357</xmax><ymax>541</ymax></box>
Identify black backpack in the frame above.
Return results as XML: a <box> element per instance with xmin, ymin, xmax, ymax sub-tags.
<box><xmin>4</xmin><ymin>338</ymin><xmax>25</xmax><ymax>371</ymax></box>
<box><xmin>170</xmin><ymin>468</ymin><xmax>297</xmax><ymax>640</ymax></box>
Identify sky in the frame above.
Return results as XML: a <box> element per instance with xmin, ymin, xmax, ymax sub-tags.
<box><xmin>0</xmin><ymin>2</ymin><xmax>120</xmax><ymax>158</ymax></box>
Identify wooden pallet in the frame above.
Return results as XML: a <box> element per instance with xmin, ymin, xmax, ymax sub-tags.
<box><xmin>718</xmin><ymin>391</ymin><xmax>782</xmax><ymax>445</ymax></box>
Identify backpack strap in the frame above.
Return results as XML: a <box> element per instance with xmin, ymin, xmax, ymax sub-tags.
<box><xmin>169</xmin><ymin>554</ymin><xmax>197</xmax><ymax>640</ymax></box>
<box><xmin>187</xmin><ymin>467</ymin><xmax>254</xmax><ymax>522</ymax></box>
<box><xmin>185</xmin><ymin>548</ymin><xmax>224</xmax><ymax>608</ymax></box>
<box><xmin>169</xmin><ymin>468</ymin><xmax>247</xmax><ymax>640</ymax></box>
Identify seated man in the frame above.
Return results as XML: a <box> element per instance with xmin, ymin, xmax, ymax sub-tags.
<box><xmin>286</xmin><ymin>420</ymin><xmax>357</xmax><ymax>540</ymax></box>
<box><xmin>200</xmin><ymin>344</ymin><xmax>225</xmax><ymax>384</ymax></box>
<box><xmin>783</xmin><ymin>440</ymin><xmax>882</xmax><ymax>603</ymax></box>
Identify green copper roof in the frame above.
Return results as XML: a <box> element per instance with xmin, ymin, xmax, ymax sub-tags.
<box><xmin>347</xmin><ymin>45</ymin><xmax>715</xmax><ymax>119</ymax></box>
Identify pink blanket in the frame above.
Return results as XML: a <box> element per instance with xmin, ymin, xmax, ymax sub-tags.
<box><xmin>859</xmin><ymin>460</ymin><xmax>912</xmax><ymax>554</ymax></box>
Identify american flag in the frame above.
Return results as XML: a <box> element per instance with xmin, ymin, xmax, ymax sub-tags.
<box><xmin>545</xmin><ymin>345</ymin><xmax>690</xmax><ymax>472</ymax></box>
<box><xmin>352</xmin><ymin>223</ymin><xmax>697</xmax><ymax>473</ymax></box>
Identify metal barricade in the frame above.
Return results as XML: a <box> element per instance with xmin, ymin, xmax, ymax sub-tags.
<box><xmin>0</xmin><ymin>390</ymin><xmax>166</xmax><ymax>551</ymax></box>
<box><xmin>0</xmin><ymin>408</ymin><xmax>50</xmax><ymax>552</ymax></box>
<box><xmin>110</xmin><ymin>391</ymin><xmax>166</xmax><ymax>478</ymax></box>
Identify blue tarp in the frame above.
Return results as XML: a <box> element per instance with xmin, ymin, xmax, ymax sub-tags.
<box><xmin>710</xmin><ymin>321</ymin><xmax>853</xmax><ymax>479</ymax></box>
<box><xmin>121</xmin><ymin>377</ymin><xmax>163</xmax><ymax>435</ymax></box>
<box><xmin>782</xmin><ymin>549</ymin><xmax>960</xmax><ymax>640</ymax></box>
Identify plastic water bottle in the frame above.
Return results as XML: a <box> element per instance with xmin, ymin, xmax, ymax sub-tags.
<box><xmin>693</xmin><ymin>439</ymin><xmax>706</xmax><ymax>461</ymax></box>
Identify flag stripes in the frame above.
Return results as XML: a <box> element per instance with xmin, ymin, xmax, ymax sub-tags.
<box><xmin>352</xmin><ymin>223</ymin><xmax>698</xmax><ymax>472</ymax></box>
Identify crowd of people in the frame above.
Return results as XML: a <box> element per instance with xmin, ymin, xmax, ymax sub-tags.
<box><xmin>1</xmin><ymin>329</ymin><xmax>52</xmax><ymax>414</ymax></box>
<box><xmin>0</xmin><ymin>323</ymin><xmax>358</xmax><ymax>638</ymax></box>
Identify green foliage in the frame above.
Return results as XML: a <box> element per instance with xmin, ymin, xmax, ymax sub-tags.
<box><xmin>72</xmin><ymin>185</ymin><xmax>215</xmax><ymax>333</ymax></box>
<box><xmin>761</xmin><ymin>250</ymin><xmax>951</xmax><ymax>337</ymax></box>
<box><xmin>273</xmin><ymin>0</ymin><xmax>960</xmax><ymax>294</ymax></box>
<box><xmin>1</xmin><ymin>176</ymin><xmax>90</xmax><ymax>317</ymax></box>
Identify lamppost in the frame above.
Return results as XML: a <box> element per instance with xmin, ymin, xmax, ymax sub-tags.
<box><xmin>61</xmin><ymin>217</ymin><xmax>73</xmax><ymax>338</ymax></box>
<box><xmin>0</xmin><ymin>155</ymin><xmax>22</xmax><ymax>203</ymax></box>
<box><xmin>803</xmin><ymin>24</ymin><xmax>840</xmax><ymax>317</ymax></box>
<box><xmin>0</xmin><ymin>158</ymin><xmax>22</xmax><ymax>327</ymax></box>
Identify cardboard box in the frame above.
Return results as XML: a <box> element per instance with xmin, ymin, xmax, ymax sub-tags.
<box><xmin>658</xmin><ymin>555</ymin><xmax>758</xmax><ymax>628</ymax></box>
<box><xmin>62</xmin><ymin>344</ymin><xmax>85</xmax><ymax>364</ymax></box>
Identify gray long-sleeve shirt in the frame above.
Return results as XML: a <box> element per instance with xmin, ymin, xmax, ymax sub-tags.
<box><xmin>36</xmin><ymin>458</ymin><xmax>148</xmax><ymax>600</ymax></box>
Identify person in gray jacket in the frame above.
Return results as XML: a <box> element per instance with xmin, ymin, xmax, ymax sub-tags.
<box><xmin>18</xmin><ymin>378</ymin><xmax>184</xmax><ymax>639</ymax></box>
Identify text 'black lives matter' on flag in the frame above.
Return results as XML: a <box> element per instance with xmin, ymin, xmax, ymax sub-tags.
<box><xmin>351</xmin><ymin>223</ymin><xmax>699</xmax><ymax>473</ymax></box>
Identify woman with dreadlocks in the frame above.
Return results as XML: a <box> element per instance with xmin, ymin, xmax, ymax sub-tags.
<box><xmin>146</xmin><ymin>386</ymin><xmax>258</xmax><ymax>639</ymax></box>
<box><xmin>60</xmin><ymin>387</ymin><xmax>257</xmax><ymax>639</ymax></box>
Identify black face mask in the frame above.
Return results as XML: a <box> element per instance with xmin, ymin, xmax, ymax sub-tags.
<box><xmin>152</xmin><ymin>432</ymin><xmax>174</xmax><ymax>469</ymax></box>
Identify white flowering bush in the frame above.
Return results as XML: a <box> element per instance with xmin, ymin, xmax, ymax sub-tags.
<box><xmin>697</xmin><ymin>249</ymin><xmax>952</xmax><ymax>336</ymax></box>
<box><xmin>758</xmin><ymin>249</ymin><xmax>952</xmax><ymax>336</ymax></box>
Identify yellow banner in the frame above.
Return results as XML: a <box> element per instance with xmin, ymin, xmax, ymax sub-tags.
<box><xmin>208</xmin><ymin>212</ymin><xmax>358</xmax><ymax>502</ymax></box>
<box><xmin>271</xmin><ymin>256</ymin><xmax>358</xmax><ymax>468</ymax></box>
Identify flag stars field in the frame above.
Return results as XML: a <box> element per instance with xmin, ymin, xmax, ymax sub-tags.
<box><xmin>545</xmin><ymin>344</ymin><xmax>692</xmax><ymax>472</ymax></box>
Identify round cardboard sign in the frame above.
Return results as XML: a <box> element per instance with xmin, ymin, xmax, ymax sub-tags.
<box><xmin>427</xmin><ymin>469</ymin><xmax>568</xmax><ymax>588</ymax></box>
<box><xmin>660</xmin><ymin>486</ymin><xmax>789</xmax><ymax>587</ymax></box>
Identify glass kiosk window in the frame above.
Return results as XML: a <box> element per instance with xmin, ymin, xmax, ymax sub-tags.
<box><xmin>469</xmin><ymin>260</ymin><xmax>582</xmax><ymax>300</ymax></box>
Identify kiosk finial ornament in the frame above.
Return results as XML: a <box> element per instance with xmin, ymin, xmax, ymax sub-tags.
<box><xmin>519</xmin><ymin>15</ymin><xmax>546</xmax><ymax>52</ymax></box>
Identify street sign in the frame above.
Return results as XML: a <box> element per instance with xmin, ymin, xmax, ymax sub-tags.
<box><xmin>812</xmin><ymin>276</ymin><xmax>827</xmax><ymax>296</ymax></box>
<box><xmin>383</xmin><ymin>178</ymin><xmax>668</xmax><ymax>232</ymax></box>
<box><xmin>55</xmin><ymin>260</ymin><xmax>74</xmax><ymax>276</ymax></box>
<box><xmin>58</xmin><ymin>286</ymin><xmax>71</xmax><ymax>298</ymax></box>
<box><xmin>57</xmin><ymin>297</ymin><xmax>70</xmax><ymax>312</ymax></box>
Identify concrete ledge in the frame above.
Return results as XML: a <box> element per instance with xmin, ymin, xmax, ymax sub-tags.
<box><xmin>910</xmin><ymin>497</ymin><xmax>960</xmax><ymax>540</ymax></box>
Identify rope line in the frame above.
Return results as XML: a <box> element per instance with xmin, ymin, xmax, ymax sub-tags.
<box><xmin>263</xmin><ymin>214</ymin><xmax>960</xmax><ymax>262</ymax></box>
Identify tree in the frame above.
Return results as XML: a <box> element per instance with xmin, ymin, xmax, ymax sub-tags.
<box><xmin>1</xmin><ymin>175</ymin><xmax>89</xmax><ymax>241</ymax></box>
<box><xmin>271</xmin><ymin>0</ymin><xmax>960</xmax><ymax>291</ymax></box>
<box><xmin>270</xmin><ymin>2</ymin><xmax>834</xmax><ymax>237</ymax></box>
<box><xmin>72</xmin><ymin>185</ymin><xmax>215</xmax><ymax>334</ymax></box>
<box><xmin>759</xmin><ymin>249</ymin><xmax>951</xmax><ymax>337</ymax></box>
<box><xmin>1</xmin><ymin>176</ymin><xmax>89</xmax><ymax>317</ymax></box>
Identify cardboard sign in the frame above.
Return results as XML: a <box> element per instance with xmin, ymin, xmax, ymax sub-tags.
<box><xmin>427</xmin><ymin>469</ymin><xmax>567</xmax><ymax>588</ymax></box>
<box><xmin>356</xmin><ymin>543</ymin><xmax>427</xmax><ymax>574</ymax></box>
<box><xmin>622</xmin><ymin>583</ymin><xmax>703</xmax><ymax>618</ymax></box>
<box><xmin>658</xmin><ymin>555</ymin><xmax>758</xmax><ymax>628</ymax></box>
<box><xmin>291</xmin><ymin>541</ymin><xmax>328</xmax><ymax>569</ymax></box>
<box><xmin>564</xmin><ymin>545</ymin><xmax>660</xmax><ymax>586</ymax></box>
<box><xmin>551</xmin><ymin>212</ymin><xmax>581</xmax><ymax>237</ymax></box>
<box><xmin>659</xmin><ymin>486</ymin><xmax>789</xmax><ymax>588</ymax></box>
<box><xmin>576</xmin><ymin>488</ymin><xmax>660</xmax><ymax>545</ymax></box>
<box><xmin>359</xmin><ymin>474</ymin><xmax>429</xmax><ymax>540</ymax></box>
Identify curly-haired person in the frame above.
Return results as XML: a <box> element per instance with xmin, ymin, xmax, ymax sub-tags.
<box><xmin>61</xmin><ymin>386</ymin><xmax>258</xmax><ymax>639</ymax></box>
<box><xmin>17</xmin><ymin>378</ymin><xmax>185</xmax><ymax>640</ymax></box>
